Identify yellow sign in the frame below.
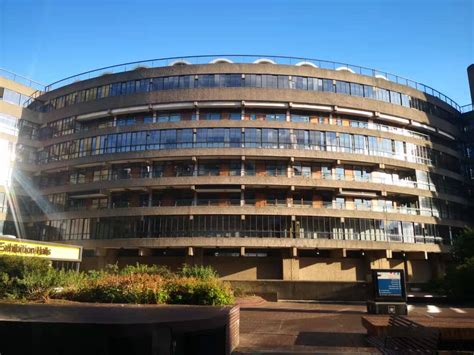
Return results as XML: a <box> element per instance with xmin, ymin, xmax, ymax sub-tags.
<box><xmin>0</xmin><ymin>237</ymin><xmax>82</xmax><ymax>262</ymax></box>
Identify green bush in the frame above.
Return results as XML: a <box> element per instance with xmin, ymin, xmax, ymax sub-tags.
<box><xmin>120</xmin><ymin>263</ymin><xmax>172</xmax><ymax>278</ymax></box>
<box><xmin>0</xmin><ymin>257</ymin><xmax>233</xmax><ymax>305</ymax></box>
<box><xmin>444</xmin><ymin>256</ymin><xmax>474</xmax><ymax>300</ymax></box>
<box><xmin>433</xmin><ymin>228</ymin><xmax>474</xmax><ymax>300</ymax></box>
<box><xmin>179</xmin><ymin>264</ymin><xmax>218</xmax><ymax>279</ymax></box>
<box><xmin>62</xmin><ymin>273</ymin><xmax>168</xmax><ymax>304</ymax></box>
<box><xmin>166</xmin><ymin>277</ymin><xmax>234</xmax><ymax>305</ymax></box>
<box><xmin>0</xmin><ymin>255</ymin><xmax>86</xmax><ymax>301</ymax></box>
<box><xmin>0</xmin><ymin>255</ymin><xmax>50</xmax><ymax>279</ymax></box>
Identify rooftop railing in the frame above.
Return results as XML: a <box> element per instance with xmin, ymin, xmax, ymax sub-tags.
<box><xmin>21</xmin><ymin>55</ymin><xmax>461</xmax><ymax>112</ymax></box>
<box><xmin>0</xmin><ymin>68</ymin><xmax>45</xmax><ymax>91</ymax></box>
<box><xmin>461</xmin><ymin>104</ymin><xmax>473</xmax><ymax>113</ymax></box>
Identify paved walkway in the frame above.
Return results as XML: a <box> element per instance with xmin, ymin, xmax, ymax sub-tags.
<box><xmin>235</xmin><ymin>301</ymin><xmax>474</xmax><ymax>354</ymax></box>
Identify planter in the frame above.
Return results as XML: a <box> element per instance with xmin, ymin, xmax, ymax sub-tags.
<box><xmin>0</xmin><ymin>302</ymin><xmax>239</xmax><ymax>355</ymax></box>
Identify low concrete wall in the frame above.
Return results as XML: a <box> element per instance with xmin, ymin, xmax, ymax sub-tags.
<box><xmin>0</xmin><ymin>303</ymin><xmax>239</xmax><ymax>355</ymax></box>
<box><xmin>229</xmin><ymin>280</ymin><xmax>369</xmax><ymax>301</ymax></box>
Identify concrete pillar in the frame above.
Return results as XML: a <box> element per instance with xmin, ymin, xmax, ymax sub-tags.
<box><xmin>429</xmin><ymin>253</ymin><xmax>445</xmax><ymax>280</ymax></box>
<box><xmin>95</xmin><ymin>248</ymin><xmax>119</xmax><ymax>269</ymax></box>
<box><xmin>330</xmin><ymin>248</ymin><xmax>346</xmax><ymax>258</ymax></box>
<box><xmin>282</xmin><ymin>248</ymin><xmax>299</xmax><ymax>280</ymax></box>
<box><xmin>363</xmin><ymin>250</ymin><xmax>392</xmax><ymax>281</ymax></box>
<box><xmin>468</xmin><ymin>64</ymin><xmax>474</xmax><ymax>104</ymax></box>
<box><xmin>148</xmin><ymin>189</ymin><xmax>153</xmax><ymax>207</ymax></box>
<box><xmin>139</xmin><ymin>248</ymin><xmax>152</xmax><ymax>257</ymax></box>
<box><xmin>185</xmin><ymin>247</ymin><xmax>203</xmax><ymax>266</ymax></box>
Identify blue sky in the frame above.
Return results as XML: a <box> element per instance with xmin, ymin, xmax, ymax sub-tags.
<box><xmin>0</xmin><ymin>0</ymin><xmax>473</xmax><ymax>105</ymax></box>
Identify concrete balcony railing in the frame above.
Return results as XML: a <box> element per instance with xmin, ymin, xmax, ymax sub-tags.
<box><xmin>52</xmin><ymin>199</ymin><xmax>455</xmax><ymax>220</ymax></box>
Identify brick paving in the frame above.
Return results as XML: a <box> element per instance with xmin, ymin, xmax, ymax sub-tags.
<box><xmin>235</xmin><ymin>301</ymin><xmax>474</xmax><ymax>354</ymax></box>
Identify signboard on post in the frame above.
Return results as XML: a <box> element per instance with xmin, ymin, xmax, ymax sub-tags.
<box><xmin>376</xmin><ymin>271</ymin><xmax>403</xmax><ymax>297</ymax></box>
<box><xmin>372</xmin><ymin>269</ymin><xmax>406</xmax><ymax>302</ymax></box>
<box><xmin>367</xmin><ymin>269</ymin><xmax>407</xmax><ymax>314</ymax></box>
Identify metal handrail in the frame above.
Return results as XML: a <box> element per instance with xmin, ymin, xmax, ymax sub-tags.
<box><xmin>461</xmin><ymin>104</ymin><xmax>473</xmax><ymax>113</ymax></box>
<box><xmin>0</xmin><ymin>68</ymin><xmax>45</xmax><ymax>90</ymax></box>
<box><xmin>20</xmin><ymin>54</ymin><xmax>461</xmax><ymax>111</ymax></box>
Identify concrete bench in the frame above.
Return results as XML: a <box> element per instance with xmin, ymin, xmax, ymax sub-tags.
<box><xmin>362</xmin><ymin>315</ymin><xmax>474</xmax><ymax>350</ymax></box>
<box><xmin>366</xmin><ymin>315</ymin><xmax>439</xmax><ymax>353</ymax></box>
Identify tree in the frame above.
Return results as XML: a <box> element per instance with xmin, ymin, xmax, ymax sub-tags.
<box><xmin>444</xmin><ymin>228</ymin><xmax>474</xmax><ymax>300</ymax></box>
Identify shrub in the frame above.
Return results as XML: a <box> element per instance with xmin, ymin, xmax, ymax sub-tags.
<box><xmin>0</xmin><ymin>255</ymin><xmax>87</xmax><ymax>301</ymax></box>
<box><xmin>444</xmin><ymin>256</ymin><xmax>474</xmax><ymax>300</ymax></box>
<box><xmin>179</xmin><ymin>264</ymin><xmax>218</xmax><ymax>280</ymax></box>
<box><xmin>438</xmin><ymin>228</ymin><xmax>474</xmax><ymax>300</ymax></box>
<box><xmin>0</xmin><ymin>255</ymin><xmax>50</xmax><ymax>279</ymax></box>
<box><xmin>120</xmin><ymin>263</ymin><xmax>172</xmax><ymax>278</ymax></box>
<box><xmin>0</xmin><ymin>258</ymin><xmax>234</xmax><ymax>306</ymax></box>
<box><xmin>62</xmin><ymin>273</ymin><xmax>168</xmax><ymax>304</ymax></box>
<box><xmin>166</xmin><ymin>277</ymin><xmax>234</xmax><ymax>305</ymax></box>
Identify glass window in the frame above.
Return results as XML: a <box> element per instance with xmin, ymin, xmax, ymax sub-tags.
<box><xmin>350</xmin><ymin>83</ymin><xmax>364</xmax><ymax>97</ymax></box>
<box><xmin>291</xmin><ymin>114</ymin><xmax>310</xmax><ymax>123</ymax></box>
<box><xmin>375</xmin><ymin>88</ymin><xmax>390</xmax><ymax>102</ymax></box>
<box><xmin>354</xmin><ymin>134</ymin><xmax>367</xmax><ymax>154</ymax></box>
<box><xmin>309</xmin><ymin>131</ymin><xmax>324</xmax><ymax>150</ymax></box>
<box><xmin>335</xmin><ymin>81</ymin><xmax>350</xmax><ymax>94</ymax></box>
<box><xmin>160</xmin><ymin>130</ymin><xmax>177</xmax><ymax>148</ymax></box>
<box><xmin>278</xmin><ymin>129</ymin><xmax>291</xmax><ymax>148</ymax></box>
<box><xmin>390</xmin><ymin>91</ymin><xmax>402</xmax><ymax>105</ymax></box>
<box><xmin>339</xmin><ymin>133</ymin><xmax>352</xmax><ymax>152</ymax></box>
<box><xmin>322</xmin><ymin>79</ymin><xmax>334</xmax><ymax>92</ymax></box>
<box><xmin>244</xmin><ymin>128</ymin><xmax>261</xmax><ymax>148</ymax></box>
<box><xmin>335</xmin><ymin>166</ymin><xmax>345</xmax><ymax>180</ymax></box>
<box><xmin>325</xmin><ymin>132</ymin><xmax>337</xmax><ymax>151</ymax></box>
<box><xmin>363</xmin><ymin>85</ymin><xmax>375</xmax><ymax>99</ymax></box>
<box><xmin>262</xmin><ymin>129</ymin><xmax>278</xmax><ymax>148</ymax></box>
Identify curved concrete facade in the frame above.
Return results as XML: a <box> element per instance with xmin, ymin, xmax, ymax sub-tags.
<box><xmin>6</xmin><ymin>58</ymin><xmax>472</xmax><ymax>285</ymax></box>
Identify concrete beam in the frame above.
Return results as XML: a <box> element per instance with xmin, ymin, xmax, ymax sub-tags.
<box><xmin>330</xmin><ymin>248</ymin><xmax>347</xmax><ymax>258</ymax></box>
<box><xmin>138</xmin><ymin>248</ymin><xmax>153</xmax><ymax>257</ymax></box>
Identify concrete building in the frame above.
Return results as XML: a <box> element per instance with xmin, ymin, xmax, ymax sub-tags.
<box><xmin>3</xmin><ymin>56</ymin><xmax>474</xmax><ymax>297</ymax></box>
<box><xmin>0</xmin><ymin>70</ymin><xmax>40</xmax><ymax>233</ymax></box>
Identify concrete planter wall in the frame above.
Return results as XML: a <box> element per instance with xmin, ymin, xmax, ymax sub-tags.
<box><xmin>0</xmin><ymin>302</ymin><xmax>240</xmax><ymax>355</ymax></box>
<box><xmin>229</xmin><ymin>280</ymin><xmax>369</xmax><ymax>301</ymax></box>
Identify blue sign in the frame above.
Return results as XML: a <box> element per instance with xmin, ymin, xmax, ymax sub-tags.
<box><xmin>376</xmin><ymin>271</ymin><xmax>402</xmax><ymax>297</ymax></box>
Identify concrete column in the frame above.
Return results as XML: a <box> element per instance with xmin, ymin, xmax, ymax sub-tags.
<box><xmin>139</xmin><ymin>248</ymin><xmax>152</xmax><ymax>257</ymax></box>
<box><xmin>95</xmin><ymin>248</ymin><xmax>119</xmax><ymax>269</ymax></box>
<box><xmin>429</xmin><ymin>253</ymin><xmax>445</xmax><ymax>280</ymax></box>
<box><xmin>282</xmin><ymin>248</ymin><xmax>299</xmax><ymax>280</ymax></box>
<box><xmin>363</xmin><ymin>250</ymin><xmax>393</xmax><ymax>281</ymax></box>
<box><xmin>185</xmin><ymin>247</ymin><xmax>203</xmax><ymax>266</ymax></box>
<box><xmin>148</xmin><ymin>189</ymin><xmax>153</xmax><ymax>207</ymax></box>
<box><xmin>468</xmin><ymin>64</ymin><xmax>474</xmax><ymax>104</ymax></box>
